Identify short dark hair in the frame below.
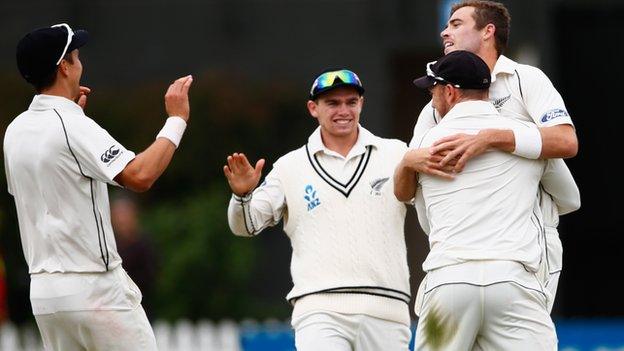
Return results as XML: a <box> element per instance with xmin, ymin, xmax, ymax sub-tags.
<box><xmin>457</xmin><ymin>88</ymin><xmax>489</xmax><ymax>100</ymax></box>
<box><xmin>451</xmin><ymin>1</ymin><xmax>511</xmax><ymax>56</ymax></box>
<box><xmin>33</xmin><ymin>52</ymin><xmax>73</xmax><ymax>93</ymax></box>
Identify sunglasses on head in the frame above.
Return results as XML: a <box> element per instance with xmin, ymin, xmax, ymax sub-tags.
<box><xmin>51</xmin><ymin>23</ymin><xmax>74</xmax><ymax>65</ymax></box>
<box><xmin>310</xmin><ymin>69</ymin><xmax>363</xmax><ymax>96</ymax></box>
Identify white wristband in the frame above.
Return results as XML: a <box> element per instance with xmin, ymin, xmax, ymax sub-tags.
<box><xmin>156</xmin><ymin>116</ymin><xmax>187</xmax><ymax>148</ymax></box>
<box><xmin>512</xmin><ymin>127</ymin><xmax>542</xmax><ymax>159</ymax></box>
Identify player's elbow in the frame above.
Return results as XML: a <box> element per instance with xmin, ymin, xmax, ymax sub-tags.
<box><xmin>394</xmin><ymin>186</ymin><xmax>414</xmax><ymax>203</ymax></box>
<box><xmin>563</xmin><ymin>137</ymin><xmax>578</xmax><ymax>158</ymax></box>
<box><xmin>126</xmin><ymin>178</ymin><xmax>154</xmax><ymax>193</ymax></box>
<box><xmin>556</xmin><ymin>132</ymin><xmax>578</xmax><ymax>158</ymax></box>
<box><xmin>562</xmin><ymin>194</ymin><xmax>581</xmax><ymax>215</ymax></box>
<box><xmin>228</xmin><ymin>224</ymin><xmax>256</xmax><ymax>238</ymax></box>
<box><xmin>115</xmin><ymin>169</ymin><xmax>156</xmax><ymax>193</ymax></box>
<box><xmin>556</xmin><ymin>126</ymin><xmax>579</xmax><ymax>158</ymax></box>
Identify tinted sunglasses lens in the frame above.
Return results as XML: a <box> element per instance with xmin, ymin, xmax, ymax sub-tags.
<box><xmin>315</xmin><ymin>70</ymin><xmax>360</xmax><ymax>90</ymax></box>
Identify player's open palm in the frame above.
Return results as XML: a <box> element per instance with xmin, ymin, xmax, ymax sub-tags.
<box><xmin>223</xmin><ymin>153</ymin><xmax>265</xmax><ymax>196</ymax></box>
<box><xmin>165</xmin><ymin>75</ymin><xmax>193</xmax><ymax>121</ymax></box>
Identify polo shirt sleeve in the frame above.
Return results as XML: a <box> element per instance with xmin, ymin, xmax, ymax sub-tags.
<box><xmin>541</xmin><ymin>158</ymin><xmax>581</xmax><ymax>216</ymax></box>
<box><xmin>409</xmin><ymin>101</ymin><xmax>439</xmax><ymax>149</ymax></box>
<box><xmin>521</xmin><ymin>65</ymin><xmax>574</xmax><ymax>128</ymax></box>
<box><xmin>3</xmin><ymin>150</ymin><xmax>13</xmax><ymax>195</ymax></box>
<box><xmin>227</xmin><ymin>164</ymin><xmax>286</xmax><ymax>236</ymax></box>
<box><xmin>62</xmin><ymin>114</ymin><xmax>135</xmax><ymax>186</ymax></box>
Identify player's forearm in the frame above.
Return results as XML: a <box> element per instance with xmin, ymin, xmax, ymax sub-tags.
<box><xmin>115</xmin><ymin>138</ymin><xmax>176</xmax><ymax>192</ymax></box>
<box><xmin>538</xmin><ymin>124</ymin><xmax>578</xmax><ymax>159</ymax></box>
<box><xmin>478</xmin><ymin>129</ymin><xmax>516</xmax><ymax>153</ymax></box>
<box><xmin>541</xmin><ymin>159</ymin><xmax>581</xmax><ymax>215</ymax></box>
<box><xmin>227</xmin><ymin>194</ymin><xmax>276</xmax><ymax>237</ymax></box>
<box><xmin>393</xmin><ymin>158</ymin><xmax>418</xmax><ymax>202</ymax></box>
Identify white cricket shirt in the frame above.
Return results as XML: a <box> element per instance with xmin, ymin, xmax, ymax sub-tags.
<box><xmin>410</xmin><ymin>55</ymin><xmax>580</xmax><ymax>238</ymax></box>
<box><xmin>418</xmin><ymin>101</ymin><xmax>544</xmax><ymax>273</ymax></box>
<box><xmin>4</xmin><ymin>95</ymin><xmax>140</xmax><ymax>314</ymax></box>
<box><xmin>4</xmin><ymin>94</ymin><xmax>135</xmax><ymax>273</ymax></box>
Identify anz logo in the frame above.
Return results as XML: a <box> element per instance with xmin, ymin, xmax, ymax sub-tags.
<box><xmin>100</xmin><ymin>145</ymin><xmax>120</xmax><ymax>163</ymax></box>
<box><xmin>304</xmin><ymin>184</ymin><xmax>321</xmax><ymax>211</ymax></box>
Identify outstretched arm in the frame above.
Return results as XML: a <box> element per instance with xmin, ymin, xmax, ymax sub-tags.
<box><xmin>224</xmin><ymin>153</ymin><xmax>286</xmax><ymax>237</ymax></box>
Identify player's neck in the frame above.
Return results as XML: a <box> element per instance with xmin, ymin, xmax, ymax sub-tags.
<box><xmin>321</xmin><ymin>129</ymin><xmax>359</xmax><ymax>158</ymax></box>
<box><xmin>478</xmin><ymin>49</ymin><xmax>499</xmax><ymax>72</ymax></box>
<box><xmin>41</xmin><ymin>83</ymin><xmax>77</xmax><ymax>102</ymax></box>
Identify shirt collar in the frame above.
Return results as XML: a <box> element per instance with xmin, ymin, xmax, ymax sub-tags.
<box><xmin>491</xmin><ymin>55</ymin><xmax>518</xmax><ymax>82</ymax></box>
<box><xmin>308</xmin><ymin>124</ymin><xmax>380</xmax><ymax>159</ymax></box>
<box><xmin>440</xmin><ymin>100</ymin><xmax>499</xmax><ymax>123</ymax></box>
<box><xmin>28</xmin><ymin>94</ymin><xmax>83</xmax><ymax>115</ymax></box>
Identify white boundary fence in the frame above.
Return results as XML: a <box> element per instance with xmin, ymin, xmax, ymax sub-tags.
<box><xmin>0</xmin><ymin>319</ymin><xmax>250</xmax><ymax>351</ymax></box>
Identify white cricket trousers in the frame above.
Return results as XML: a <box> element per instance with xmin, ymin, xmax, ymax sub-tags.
<box><xmin>293</xmin><ymin>311</ymin><xmax>412</xmax><ymax>351</ymax></box>
<box><xmin>414</xmin><ymin>282</ymin><xmax>557</xmax><ymax>351</ymax></box>
<box><xmin>35</xmin><ymin>304</ymin><xmax>157</xmax><ymax>351</ymax></box>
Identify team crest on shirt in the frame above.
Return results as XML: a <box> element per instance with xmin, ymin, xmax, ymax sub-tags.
<box><xmin>370</xmin><ymin>177</ymin><xmax>389</xmax><ymax>196</ymax></box>
<box><xmin>491</xmin><ymin>94</ymin><xmax>511</xmax><ymax>110</ymax></box>
<box><xmin>100</xmin><ymin>145</ymin><xmax>120</xmax><ymax>164</ymax></box>
<box><xmin>304</xmin><ymin>184</ymin><xmax>321</xmax><ymax>211</ymax></box>
<box><xmin>541</xmin><ymin>109</ymin><xmax>569</xmax><ymax>123</ymax></box>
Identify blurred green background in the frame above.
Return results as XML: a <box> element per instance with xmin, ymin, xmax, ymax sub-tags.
<box><xmin>1</xmin><ymin>0</ymin><xmax>623</xmax><ymax>328</ymax></box>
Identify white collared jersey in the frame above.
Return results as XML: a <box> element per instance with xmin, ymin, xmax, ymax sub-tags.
<box><xmin>3</xmin><ymin>95</ymin><xmax>135</xmax><ymax>274</ymax></box>
<box><xmin>410</xmin><ymin>55</ymin><xmax>578</xmax><ymax>232</ymax></box>
<box><xmin>418</xmin><ymin>101</ymin><xmax>544</xmax><ymax>272</ymax></box>
<box><xmin>227</xmin><ymin>126</ymin><xmax>411</xmax><ymax>325</ymax></box>
<box><xmin>411</xmin><ymin>55</ymin><xmax>573</xmax><ymax>144</ymax></box>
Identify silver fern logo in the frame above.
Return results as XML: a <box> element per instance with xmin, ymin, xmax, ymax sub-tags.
<box><xmin>370</xmin><ymin>177</ymin><xmax>389</xmax><ymax>196</ymax></box>
<box><xmin>491</xmin><ymin>94</ymin><xmax>511</xmax><ymax>110</ymax></box>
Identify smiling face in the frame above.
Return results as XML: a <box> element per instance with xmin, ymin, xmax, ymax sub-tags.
<box><xmin>307</xmin><ymin>86</ymin><xmax>363</xmax><ymax>141</ymax></box>
<box><xmin>440</xmin><ymin>6</ymin><xmax>485</xmax><ymax>55</ymax></box>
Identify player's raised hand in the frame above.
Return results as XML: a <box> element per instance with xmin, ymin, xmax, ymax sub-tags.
<box><xmin>76</xmin><ymin>86</ymin><xmax>91</xmax><ymax>109</ymax></box>
<box><xmin>165</xmin><ymin>75</ymin><xmax>193</xmax><ymax>122</ymax></box>
<box><xmin>223</xmin><ymin>153</ymin><xmax>266</xmax><ymax>196</ymax></box>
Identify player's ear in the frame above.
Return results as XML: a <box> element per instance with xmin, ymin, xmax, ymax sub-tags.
<box><xmin>58</xmin><ymin>60</ymin><xmax>70</xmax><ymax>77</ymax></box>
<box><xmin>307</xmin><ymin>100</ymin><xmax>319</xmax><ymax>119</ymax></box>
<box><xmin>445</xmin><ymin>84</ymin><xmax>457</xmax><ymax>103</ymax></box>
<box><xmin>483</xmin><ymin>23</ymin><xmax>496</xmax><ymax>41</ymax></box>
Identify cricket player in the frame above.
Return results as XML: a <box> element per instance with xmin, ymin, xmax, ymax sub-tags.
<box><xmin>397</xmin><ymin>50</ymin><xmax>563</xmax><ymax>350</ymax></box>
<box><xmin>225</xmin><ymin>69</ymin><xmax>413</xmax><ymax>350</ymax></box>
<box><xmin>398</xmin><ymin>0</ymin><xmax>579</xmax><ymax>312</ymax></box>
<box><xmin>4</xmin><ymin>23</ymin><xmax>192</xmax><ymax>350</ymax></box>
